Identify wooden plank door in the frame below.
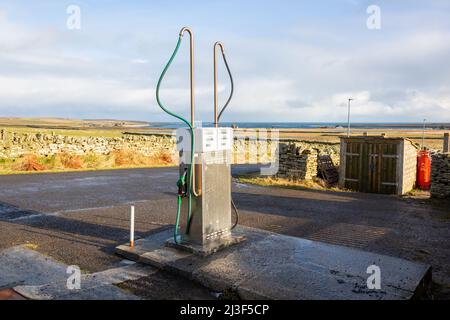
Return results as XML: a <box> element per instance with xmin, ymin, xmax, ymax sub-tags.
<box><xmin>380</xmin><ymin>142</ymin><xmax>398</xmax><ymax>194</ymax></box>
<box><xmin>344</xmin><ymin>142</ymin><xmax>362</xmax><ymax>191</ymax></box>
<box><xmin>360</xmin><ymin>141</ymin><xmax>369</xmax><ymax>192</ymax></box>
<box><xmin>367</xmin><ymin>142</ymin><xmax>382</xmax><ymax>193</ymax></box>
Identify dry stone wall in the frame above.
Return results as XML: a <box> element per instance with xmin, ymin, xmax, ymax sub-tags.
<box><xmin>0</xmin><ymin>129</ymin><xmax>176</xmax><ymax>159</ymax></box>
<box><xmin>431</xmin><ymin>153</ymin><xmax>450</xmax><ymax>198</ymax></box>
<box><xmin>281</xmin><ymin>141</ymin><xmax>340</xmax><ymax>166</ymax></box>
<box><xmin>0</xmin><ymin>129</ymin><xmax>341</xmax><ymax>170</ymax></box>
<box><xmin>277</xmin><ymin>142</ymin><xmax>333</xmax><ymax>180</ymax></box>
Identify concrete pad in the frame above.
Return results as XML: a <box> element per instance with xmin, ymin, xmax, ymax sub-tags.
<box><xmin>115</xmin><ymin>226</ymin><xmax>431</xmax><ymax>300</ymax></box>
<box><xmin>166</xmin><ymin>234</ymin><xmax>246</xmax><ymax>257</ymax></box>
<box><xmin>0</xmin><ymin>246</ymin><xmax>68</xmax><ymax>288</ymax></box>
<box><xmin>0</xmin><ymin>246</ymin><xmax>151</xmax><ymax>300</ymax></box>
<box><xmin>15</xmin><ymin>283</ymin><xmax>140</xmax><ymax>300</ymax></box>
<box><xmin>13</xmin><ymin>263</ymin><xmax>152</xmax><ymax>300</ymax></box>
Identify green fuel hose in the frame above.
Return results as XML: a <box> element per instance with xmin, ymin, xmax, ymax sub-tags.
<box><xmin>175</xmin><ymin>195</ymin><xmax>182</xmax><ymax>239</ymax></box>
<box><xmin>156</xmin><ymin>35</ymin><xmax>195</xmax><ymax>244</ymax></box>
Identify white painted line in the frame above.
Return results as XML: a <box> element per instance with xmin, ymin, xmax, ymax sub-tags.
<box><xmin>8</xmin><ymin>214</ymin><xmax>43</xmax><ymax>221</ymax></box>
<box><xmin>130</xmin><ymin>205</ymin><xmax>135</xmax><ymax>248</ymax></box>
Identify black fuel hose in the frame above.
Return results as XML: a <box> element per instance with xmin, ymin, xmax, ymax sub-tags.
<box><xmin>216</xmin><ymin>49</ymin><xmax>239</xmax><ymax>230</ymax></box>
<box><xmin>217</xmin><ymin>51</ymin><xmax>234</xmax><ymax>122</ymax></box>
<box><xmin>231</xmin><ymin>197</ymin><xmax>239</xmax><ymax>230</ymax></box>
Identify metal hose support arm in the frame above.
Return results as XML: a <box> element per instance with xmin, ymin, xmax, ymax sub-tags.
<box><xmin>213</xmin><ymin>43</ymin><xmax>239</xmax><ymax>230</ymax></box>
<box><xmin>217</xmin><ymin>50</ymin><xmax>234</xmax><ymax>122</ymax></box>
<box><xmin>220</xmin><ymin>48</ymin><xmax>239</xmax><ymax>229</ymax></box>
<box><xmin>155</xmin><ymin>34</ymin><xmax>195</xmax><ymax>243</ymax></box>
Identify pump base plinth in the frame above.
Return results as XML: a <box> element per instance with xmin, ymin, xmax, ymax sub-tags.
<box><xmin>166</xmin><ymin>234</ymin><xmax>246</xmax><ymax>257</ymax></box>
<box><xmin>115</xmin><ymin>226</ymin><xmax>431</xmax><ymax>300</ymax></box>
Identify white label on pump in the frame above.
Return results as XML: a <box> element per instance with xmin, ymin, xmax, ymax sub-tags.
<box><xmin>217</xmin><ymin>128</ymin><xmax>233</xmax><ymax>151</ymax></box>
<box><xmin>176</xmin><ymin>128</ymin><xmax>233</xmax><ymax>153</ymax></box>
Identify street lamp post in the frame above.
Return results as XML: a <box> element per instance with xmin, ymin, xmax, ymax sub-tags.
<box><xmin>347</xmin><ymin>98</ymin><xmax>354</xmax><ymax>137</ymax></box>
<box><xmin>422</xmin><ymin>118</ymin><xmax>426</xmax><ymax>150</ymax></box>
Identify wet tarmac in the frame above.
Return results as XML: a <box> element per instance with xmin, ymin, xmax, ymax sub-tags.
<box><xmin>0</xmin><ymin>166</ymin><xmax>449</xmax><ymax>299</ymax></box>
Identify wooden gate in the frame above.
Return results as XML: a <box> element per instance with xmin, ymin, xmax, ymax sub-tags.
<box><xmin>343</xmin><ymin>138</ymin><xmax>399</xmax><ymax>194</ymax></box>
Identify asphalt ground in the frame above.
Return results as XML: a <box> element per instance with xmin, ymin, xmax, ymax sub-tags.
<box><xmin>0</xmin><ymin>166</ymin><xmax>449</xmax><ymax>299</ymax></box>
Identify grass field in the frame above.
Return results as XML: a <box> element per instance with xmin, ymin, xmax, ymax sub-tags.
<box><xmin>3</xmin><ymin>125</ymin><xmax>445</xmax><ymax>149</ymax></box>
<box><xmin>1</xmin><ymin>117</ymin><xmax>446</xmax><ymax>149</ymax></box>
<box><xmin>3</xmin><ymin>126</ymin><xmax>126</xmax><ymax>138</ymax></box>
<box><xmin>0</xmin><ymin>117</ymin><xmax>147</xmax><ymax>128</ymax></box>
<box><xmin>0</xmin><ymin>117</ymin><xmax>448</xmax><ymax>174</ymax></box>
<box><xmin>232</xmin><ymin>127</ymin><xmax>446</xmax><ymax>150</ymax></box>
<box><xmin>0</xmin><ymin>117</ymin><xmax>150</xmax><ymax>138</ymax></box>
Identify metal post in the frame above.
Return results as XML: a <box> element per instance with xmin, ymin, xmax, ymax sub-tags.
<box><xmin>130</xmin><ymin>205</ymin><xmax>135</xmax><ymax>248</ymax></box>
<box><xmin>214</xmin><ymin>42</ymin><xmax>225</xmax><ymax>128</ymax></box>
<box><xmin>179</xmin><ymin>27</ymin><xmax>195</xmax><ymax>127</ymax></box>
<box><xmin>347</xmin><ymin>98</ymin><xmax>353</xmax><ymax>137</ymax></box>
<box><xmin>179</xmin><ymin>27</ymin><xmax>199</xmax><ymax>196</ymax></box>
<box><xmin>444</xmin><ymin>132</ymin><xmax>449</xmax><ymax>153</ymax></box>
<box><xmin>422</xmin><ymin>119</ymin><xmax>426</xmax><ymax>150</ymax></box>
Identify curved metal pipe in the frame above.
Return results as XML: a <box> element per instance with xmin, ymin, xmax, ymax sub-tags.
<box><xmin>213</xmin><ymin>41</ymin><xmax>234</xmax><ymax>127</ymax></box>
<box><xmin>213</xmin><ymin>41</ymin><xmax>239</xmax><ymax>230</ymax></box>
<box><xmin>179</xmin><ymin>27</ymin><xmax>200</xmax><ymax>197</ymax></box>
<box><xmin>214</xmin><ymin>42</ymin><xmax>224</xmax><ymax>127</ymax></box>
<box><xmin>179</xmin><ymin>27</ymin><xmax>195</xmax><ymax>127</ymax></box>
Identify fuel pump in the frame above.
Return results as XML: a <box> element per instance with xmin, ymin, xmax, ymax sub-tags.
<box><xmin>156</xmin><ymin>27</ymin><xmax>244</xmax><ymax>255</ymax></box>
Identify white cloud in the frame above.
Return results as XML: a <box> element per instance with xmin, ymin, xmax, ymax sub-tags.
<box><xmin>0</xmin><ymin>11</ymin><xmax>59</xmax><ymax>52</ymax></box>
<box><xmin>0</xmin><ymin>5</ymin><xmax>449</xmax><ymax>123</ymax></box>
<box><xmin>0</xmin><ymin>76</ymin><xmax>148</xmax><ymax>108</ymax></box>
<box><xmin>131</xmin><ymin>59</ymin><xmax>149</xmax><ymax>64</ymax></box>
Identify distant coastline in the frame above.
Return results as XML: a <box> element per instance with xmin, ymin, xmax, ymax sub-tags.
<box><xmin>1</xmin><ymin>117</ymin><xmax>449</xmax><ymax>131</ymax></box>
<box><xmin>148</xmin><ymin>122</ymin><xmax>450</xmax><ymax>130</ymax></box>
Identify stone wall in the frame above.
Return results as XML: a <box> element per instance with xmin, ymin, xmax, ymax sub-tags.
<box><xmin>1</xmin><ymin>129</ymin><xmax>340</xmax><ymax>164</ymax></box>
<box><xmin>277</xmin><ymin>143</ymin><xmax>319</xmax><ymax>180</ymax></box>
<box><xmin>400</xmin><ymin>139</ymin><xmax>419</xmax><ymax>195</ymax></box>
<box><xmin>232</xmin><ymin>137</ymin><xmax>276</xmax><ymax>164</ymax></box>
<box><xmin>232</xmin><ymin>138</ymin><xmax>339</xmax><ymax>166</ymax></box>
<box><xmin>0</xmin><ymin>129</ymin><xmax>177</xmax><ymax>159</ymax></box>
<box><xmin>431</xmin><ymin>153</ymin><xmax>450</xmax><ymax>198</ymax></box>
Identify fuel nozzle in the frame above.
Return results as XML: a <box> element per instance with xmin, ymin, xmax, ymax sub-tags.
<box><xmin>177</xmin><ymin>168</ymin><xmax>188</xmax><ymax>197</ymax></box>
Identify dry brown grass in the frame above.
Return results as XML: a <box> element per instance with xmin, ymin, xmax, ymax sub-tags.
<box><xmin>149</xmin><ymin>150</ymin><xmax>175</xmax><ymax>165</ymax></box>
<box><xmin>111</xmin><ymin>149</ymin><xmax>131</xmax><ymax>166</ymax></box>
<box><xmin>59</xmin><ymin>152</ymin><xmax>83</xmax><ymax>169</ymax></box>
<box><xmin>13</xmin><ymin>154</ymin><xmax>46</xmax><ymax>171</ymax></box>
<box><xmin>111</xmin><ymin>149</ymin><xmax>146</xmax><ymax>166</ymax></box>
<box><xmin>237</xmin><ymin>175</ymin><xmax>344</xmax><ymax>192</ymax></box>
<box><xmin>111</xmin><ymin>149</ymin><xmax>175</xmax><ymax>167</ymax></box>
<box><xmin>1</xmin><ymin>149</ymin><xmax>175</xmax><ymax>174</ymax></box>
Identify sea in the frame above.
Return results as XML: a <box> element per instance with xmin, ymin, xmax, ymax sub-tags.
<box><xmin>148</xmin><ymin>122</ymin><xmax>450</xmax><ymax>130</ymax></box>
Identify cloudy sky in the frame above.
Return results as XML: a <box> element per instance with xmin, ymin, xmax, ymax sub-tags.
<box><xmin>0</xmin><ymin>0</ymin><xmax>449</xmax><ymax>123</ymax></box>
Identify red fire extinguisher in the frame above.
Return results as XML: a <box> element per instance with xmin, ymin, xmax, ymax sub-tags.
<box><xmin>417</xmin><ymin>149</ymin><xmax>431</xmax><ymax>190</ymax></box>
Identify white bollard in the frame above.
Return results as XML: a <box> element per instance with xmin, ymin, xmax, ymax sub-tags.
<box><xmin>130</xmin><ymin>205</ymin><xmax>135</xmax><ymax>248</ymax></box>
